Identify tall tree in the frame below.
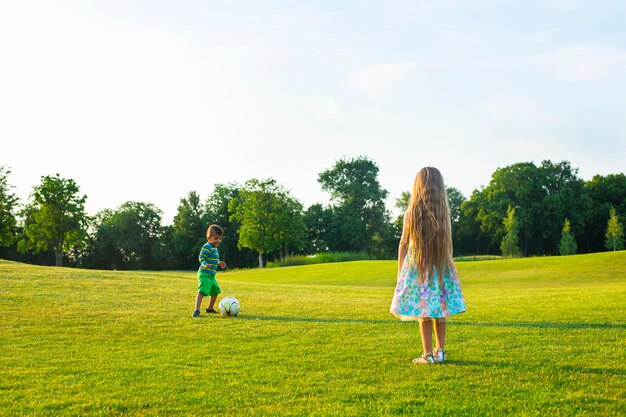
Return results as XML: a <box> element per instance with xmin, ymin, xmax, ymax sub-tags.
<box><xmin>583</xmin><ymin>174</ymin><xmax>626</xmax><ymax>252</ymax></box>
<box><xmin>475</xmin><ymin>162</ymin><xmax>542</xmax><ymax>254</ymax></box>
<box><xmin>447</xmin><ymin>187</ymin><xmax>466</xmax><ymax>255</ymax></box>
<box><xmin>470</xmin><ymin>160</ymin><xmax>589</xmax><ymax>256</ymax></box>
<box><xmin>391</xmin><ymin>191</ymin><xmax>412</xmax><ymax>248</ymax></box>
<box><xmin>18</xmin><ymin>174</ymin><xmax>88</xmax><ymax>266</ymax></box>
<box><xmin>0</xmin><ymin>166</ymin><xmax>19</xmax><ymax>247</ymax></box>
<box><xmin>87</xmin><ymin>202</ymin><xmax>163</xmax><ymax>270</ymax></box>
<box><xmin>82</xmin><ymin>209</ymin><xmax>121</xmax><ymax>269</ymax></box>
<box><xmin>559</xmin><ymin>218</ymin><xmax>577</xmax><ymax>256</ymax></box>
<box><xmin>538</xmin><ymin>160</ymin><xmax>590</xmax><ymax>254</ymax></box>
<box><xmin>318</xmin><ymin>156</ymin><xmax>389</xmax><ymax>253</ymax></box>
<box><xmin>171</xmin><ymin>191</ymin><xmax>206</xmax><ymax>269</ymax></box>
<box><xmin>205</xmin><ymin>183</ymin><xmax>239</xmax><ymax>228</ymax></box>
<box><xmin>204</xmin><ymin>183</ymin><xmax>256</xmax><ymax>269</ymax></box>
<box><xmin>447</xmin><ymin>187</ymin><xmax>465</xmax><ymax>227</ymax></box>
<box><xmin>229</xmin><ymin>179</ymin><xmax>305</xmax><ymax>267</ymax></box>
<box><xmin>274</xmin><ymin>195</ymin><xmax>307</xmax><ymax>260</ymax></box>
<box><xmin>113</xmin><ymin>202</ymin><xmax>163</xmax><ymax>269</ymax></box>
<box><xmin>395</xmin><ymin>191</ymin><xmax>411</xmax><ymax>215</ymax></box>
<box><xmin>605</xmin><ymin>207</ymin><xmax>624</xmax><ymax>251</ymax></box>
<box><xmin>456</xmin><ymin>191</ymin><xmax>493</xmax><ymax>255</ymax></box>
<box><xmin>500</xmin><ymin>205</ymin><xmax>520</xmax><ymax>258</ymax></box>
<box><xmin>304</xmin><ymin>203</ymin><xmax>332</xmax><ymax>253</ymax></box>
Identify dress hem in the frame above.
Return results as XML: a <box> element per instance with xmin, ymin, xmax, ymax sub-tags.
<box><xmin>391</xmin><ymin>310</ymin><xmax>466</xmax><ymax>320</ymax></box>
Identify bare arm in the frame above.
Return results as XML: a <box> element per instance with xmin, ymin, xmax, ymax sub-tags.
<box><xmin>398</xmin><ymin>211</ymin><xmax>408</xmax><ymax>275</ymax></box>
<box><xmin>398</xmin><ymin>240</ymin><xmax>408</xmax><ymax>275</ymax></box>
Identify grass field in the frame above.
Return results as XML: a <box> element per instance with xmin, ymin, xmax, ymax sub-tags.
<box><xmin>1</xmin><ymin>252</ymin><xmax>625</xmax><ymax>416</ymax></box>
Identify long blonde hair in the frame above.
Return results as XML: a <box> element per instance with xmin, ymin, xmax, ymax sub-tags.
<box><xmin>401</xmin><ymin>167</ymin><xmax>454</xmax><ymax>284</ymax></box>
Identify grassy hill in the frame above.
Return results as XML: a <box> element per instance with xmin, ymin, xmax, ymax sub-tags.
<box><xmin>1</xmin><ymin>252</ymin><xmax>625</xmax><ymax>415</ymax></box>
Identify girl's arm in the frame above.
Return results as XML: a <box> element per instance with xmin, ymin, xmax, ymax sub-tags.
<box><xmin>397</xmin><ymin>211</ymin><xmax>408</xmax><ymax>275</ymax></box>
<box><xmin>397</xmin><ymin>241</ymin><xmax>407</xmax><ymax>275</ymax></box>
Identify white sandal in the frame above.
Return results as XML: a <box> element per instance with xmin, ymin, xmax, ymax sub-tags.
<box><xmin>434</xmin><ymin>348</ymin><xmax>446</xmax><ymax>364</ymax></box>
<box><xmin>412</xmin><ymin>352</ymin><xmax>435</xmax><ymax>364</ymax></box>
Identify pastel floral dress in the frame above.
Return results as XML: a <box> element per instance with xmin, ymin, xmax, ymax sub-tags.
<box><xmin>390</xmin><ymin>254</ymin><xmax>466</xmax><ymax>320</ymax></box>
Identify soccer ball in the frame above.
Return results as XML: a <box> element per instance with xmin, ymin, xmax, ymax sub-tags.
<box><xmin>218</xmin><ymin>296</ymin><xmax>240</xmax><ymax>317</ymax></box>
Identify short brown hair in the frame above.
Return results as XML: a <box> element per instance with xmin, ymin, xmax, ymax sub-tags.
<box><xmin>207</xmin><ymin>224</ymin><xmax>223</xmax><ymax>238</ymax></box>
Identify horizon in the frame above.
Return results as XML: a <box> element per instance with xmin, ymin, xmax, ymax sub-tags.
<box><xmin>1</xmin><ymin>156</ymin><xmax>622</xmax><ymax>225</ymax></box>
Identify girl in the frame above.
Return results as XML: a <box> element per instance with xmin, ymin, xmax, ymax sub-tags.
<box><xmin>390</xmin><ymin>167</ymin><xmax>466</xmax><ymax>364</ymax></box>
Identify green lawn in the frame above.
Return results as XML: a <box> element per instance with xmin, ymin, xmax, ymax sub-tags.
<box><xmin>1</xmin><ymin>252</ymin><xmax>625</xmax><ymax>416</ymax></box>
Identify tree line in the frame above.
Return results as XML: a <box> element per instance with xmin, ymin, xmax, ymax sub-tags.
<box><xmin>0</xmin><ymin>158</ymin><xmax>624</xmax><ymax>270</ymax></box>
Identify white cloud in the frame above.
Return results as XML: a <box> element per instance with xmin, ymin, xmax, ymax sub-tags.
<box><xmin>540</xmin><ymin>45</ymin><xmax>626</xmax><ymax>81</ymax></box>
<box><xmin>520</xmin><ymin>31</ymin><xmax>552</xmax><ymax>44</ymax></box>
<box><xmin>342</xmin><ymin>61</ymin><xmax>420</xmax><ymax>95</ymax></box>
<box><xmin>295</xmin><ymin>97</ymin><xmax>341</xmax><ymax>118</ymax></box>
<box><xmin>505</xmin><ymin>136</ymin><xmax>565</xmax><ymax>156</ymax></box>
<box><xmin>485</xmin><ymin>95</ymin><xmax>563</xmax><ymax>125</ymax></box>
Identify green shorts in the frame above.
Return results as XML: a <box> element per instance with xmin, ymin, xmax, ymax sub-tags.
<box><xmin>197</xmin><ymin>270</ymin><xmax>221</xmax><ymax>297</ymax></box>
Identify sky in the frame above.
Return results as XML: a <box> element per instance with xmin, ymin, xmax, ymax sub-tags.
<box><xmin>1</xmin><ymin>0</ymin><xmax>625</xmax><ymax>224</ymax></box>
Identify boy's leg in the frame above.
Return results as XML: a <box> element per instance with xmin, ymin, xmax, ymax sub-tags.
<box><xmin>434</xmin><ymin>318</ymin><xmax>446</xmax><ymax>350</ymax></box>
<box><xmin>207</xmin><ymin>295</ymin><xmax>218</xmax><ymax>310</ymax></box>
<box><xmin>195</xmin><ymin>293</ymin><xmax>204</xmax><ymax>311</ymax></box>
<box><xmin>418</xmin><ymin>318</ymin><xmax>434</xmax><ymax>354</ymax></box>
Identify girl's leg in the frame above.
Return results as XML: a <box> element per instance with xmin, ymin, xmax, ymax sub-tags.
<box><xmin>195</xmin><ymin>293</ymin><xmax>204</xmax><ymax>311</ymax></box>
<box><xmin>434</xmin><ymin>318</ymin><xmax>446</xmax><ymax>350</ymax></box>
<box><xmin>207</xmin><ymin>295</ymin><xmax>218</xmax><ymax>310</ymax></box>
<box><xmin>419</xmin><ymin>318</ymin><xmax>434</xmax><ymax>354</ymax></box>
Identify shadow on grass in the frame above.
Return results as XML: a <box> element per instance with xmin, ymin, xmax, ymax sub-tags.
<box><xmin>240</xmin><ymin>315</ymin><xmax>626</xmax><ymax>330</ymax></box>
<box><xmin>453</xmin><ymin>321</ymin><xmax>626</xmax><ymax>330</ymax></box>
<box><xmin>241</xmin><ymin>315</ymin><xmax>394</xmax><ymax>325</ymax></box>
<box><xmin>446</xmin><ymin>360</ymin><xmax>626</xmax><ymax>376</ymax></box>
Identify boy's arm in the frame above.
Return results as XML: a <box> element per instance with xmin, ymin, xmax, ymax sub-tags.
<box><xmin>199</xmin><ymin>245</ymin><xmax>211</xmax><ymax>269</ymax></box>
<box><xmin>202</xmin><ymin>247</ymin><xmax>220</xmax><ymax>270</ymax></box>
<box><xmin>214</xmin><ymin>248</ymin><xmax>227</xmax><ymax>269</ymax></box>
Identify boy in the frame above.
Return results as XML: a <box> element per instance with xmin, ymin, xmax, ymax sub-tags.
<box><xmin>192</xmin><ymin>224</ymin><xmax>227</xmax><ymax>317</ymax></box>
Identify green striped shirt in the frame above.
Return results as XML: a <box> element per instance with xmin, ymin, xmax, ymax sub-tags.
<box><xmin>198</xmin><ymin>242</ymin><xmax>219</xmax><ymax>276</ymax></box>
